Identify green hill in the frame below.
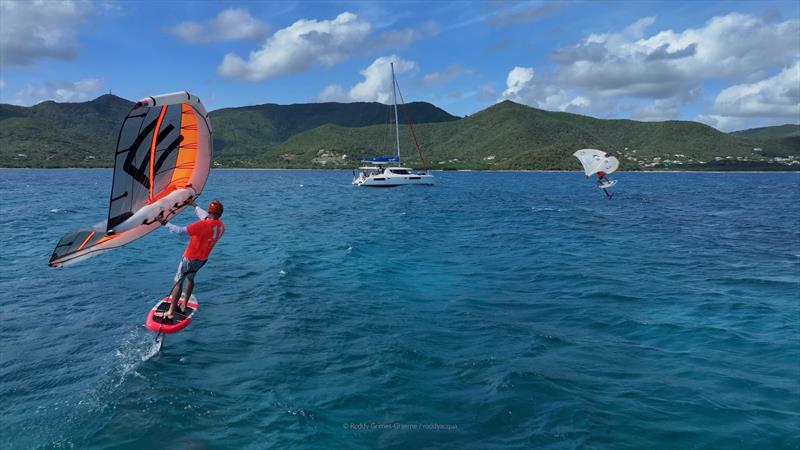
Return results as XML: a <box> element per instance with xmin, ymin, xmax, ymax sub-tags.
<box><xmin>731</xmin><ymin>124</ymin><xmax>800</xmax><ymax>139</ymax></box>
<box><xmin>0</xmin><ymin>96</ymin><xmax>457</xmax><ymax>167</ymax></box>
<box><xmin>0</xmin><ymin>94</ymin><xmax>133</xmax><ymax>167</ymax></box>
<box><xmin>728</xmin><ymin>124</ymin><xmax>800</xmax><ymax>161</ymax></box>
<box><xmin>1</xmin><ymin>96</ymin><xmax>798</xmax><ymax>169</ymax></box>
<box><xmin>270</xmin><ymin>101</ymin><xmax>800</xmax><ymax>170</ymax></box>
<box><xmin>210</xmin><ymin>101</ymin><xmax>458</xmax><ymax>163</ymax></box>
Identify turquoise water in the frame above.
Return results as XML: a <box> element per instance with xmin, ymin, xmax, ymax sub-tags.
<box><xmin>1</xmin><ymin>169</ymin><xmax>798</xmax><ymax>449</ymax></box>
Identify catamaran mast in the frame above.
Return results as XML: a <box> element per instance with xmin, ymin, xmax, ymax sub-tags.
<box><xmin>391</xmin><ymin>62</ymin><xmax>401</xmax><ymax>162</ymax></box>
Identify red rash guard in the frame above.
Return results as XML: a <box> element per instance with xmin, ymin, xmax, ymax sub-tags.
<box><xmin>184</xmin><ymin>219</ymin><xmax>225</xmax><ymax>260</ymax></box>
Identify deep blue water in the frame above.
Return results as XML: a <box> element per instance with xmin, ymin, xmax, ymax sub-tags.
<box><xmin>1</xmin><ymin>169</ymin><xmax>799</xmax><ymax>449</ymax></box>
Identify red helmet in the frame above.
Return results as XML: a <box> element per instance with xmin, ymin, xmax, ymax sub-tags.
<box><xmin>598</xmin><ymin>171</ymin><xmax>606</xmax><ymax>177</ymax></box>
<box><xmin>208</xmin><ymin>200</ymin><xmax>223</xmax><ymax>216</ymax></box>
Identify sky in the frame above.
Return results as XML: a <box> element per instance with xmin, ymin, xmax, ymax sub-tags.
<box><xmin>0</xmin><ymin>0</ymin><xmax>798</xmax><ymax>132</ymax></box>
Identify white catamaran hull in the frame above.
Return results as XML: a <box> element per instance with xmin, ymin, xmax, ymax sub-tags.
<box><xmin>354</xmin><ymin>172</ymin><xmax>434</xmax><ymax>187</ymax></box>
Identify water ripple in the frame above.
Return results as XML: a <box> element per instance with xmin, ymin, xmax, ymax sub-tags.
<box><xmin>1</xmin><ymin>169</ymin><xmax>798</xmax><ymax>449</ymax></box>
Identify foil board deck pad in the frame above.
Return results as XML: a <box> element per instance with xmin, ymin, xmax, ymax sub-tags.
<box><xmin>145</xmin><ymin>295</ymin><xmax>199</xmax><ymax>334</ymax></box>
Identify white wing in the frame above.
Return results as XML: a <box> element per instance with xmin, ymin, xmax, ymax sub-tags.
<box><xmin>602</xmin><ymin>156</ymin><xmax>620</xmax><ymax>175</ymax></box>
<box><xmin>573</xmin><ymin>149</ymin><xmax>619</xmax><ymax>176</ymax></box>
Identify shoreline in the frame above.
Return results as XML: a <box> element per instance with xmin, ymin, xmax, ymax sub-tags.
<box><xmin>1</xmin><ymin>167</ymin><xmax>798</xmax><ymax>174</ymax></box>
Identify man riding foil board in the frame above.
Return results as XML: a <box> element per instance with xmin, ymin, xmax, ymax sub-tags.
<box><xmin>573</xmin><ymin>149</ymin><xmax>620</xmax><ymax>199</ymax></box>
<box><xmin>159</xmin><ymin>200</ymin><xmax>225</xmax><ymax>320</ymax></box>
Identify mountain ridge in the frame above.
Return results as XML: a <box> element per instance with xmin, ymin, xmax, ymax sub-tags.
<box><xmin>1</xmin><ymin>95</ymin><xmax>797</xmax><ymax>170</ymax></box>
<box><xmin>270</xmin><ymin>100</ymin><xmax>798</xmax><ymax>170</ymax></box>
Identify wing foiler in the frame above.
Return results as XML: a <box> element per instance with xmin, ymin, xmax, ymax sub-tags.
<box><xmin>49</xmin><ymin>91</ymin><xmax>213</xmax><ymax>267</ymax></box>
<box><xmin>573</xmin><ymin>149</ymin><xmax>619</xmax><ymax>177</ymax></box>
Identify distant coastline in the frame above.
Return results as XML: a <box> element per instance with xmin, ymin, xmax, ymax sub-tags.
<box><xmin>2</xmin><ymin>95</ymin><xmax>798</xmax><ymax>172</ymax></box>
<box><xmin>3</xmin><ymin>166</ymin><xmax>798</xmax><ymax>173</ymax></box>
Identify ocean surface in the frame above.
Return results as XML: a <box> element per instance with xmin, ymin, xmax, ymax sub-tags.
<box><xmin>1</xmin><ymin>169</ymin><xmax>798</xmax><ymax>449</ymax></box>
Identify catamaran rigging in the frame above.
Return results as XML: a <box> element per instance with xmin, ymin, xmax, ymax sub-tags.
<box><xmin>353</xmin><ymin>62</ymin><xmax>434</xmax><ymax>187</ymax></box>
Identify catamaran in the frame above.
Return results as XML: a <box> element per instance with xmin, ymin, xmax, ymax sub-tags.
<box><xmin>352</xmin><ymin>63</ymin><xmax>434</xmax><ymax>187</ymax></box>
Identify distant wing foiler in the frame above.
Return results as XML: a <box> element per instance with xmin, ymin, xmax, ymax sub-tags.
<box><xmin>49</xmin><ymin>92</ymin><xmax>212</xmax><ymax>267</ymax></box>
<box><xmin>573</xmin><ymin>149</ymin><xmax>619</xmax><ymax>176</ymax></box>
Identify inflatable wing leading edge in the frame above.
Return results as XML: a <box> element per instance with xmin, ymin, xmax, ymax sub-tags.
<box><xmin>573</xmin><ymin>149</ymin><xmax>619</xmax><ymax>176</ymax></box>
<box><xmin>49</xmin><ymin>92</ymin><xmax>213</xmax><ymax>267</ymax></box>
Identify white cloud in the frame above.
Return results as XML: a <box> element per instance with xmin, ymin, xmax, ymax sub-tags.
<box><xmin>217</xmin><ymin>12</ymin><xmax>435</xmax><ymax>81</ymax></box>
<box><xmin>372</xmin><ymin>25</ymin><xmax>433</xmax><ymax>50</ymax></box>
<box><xmin>317</xmin><ymin>84</ymin><xmax>347</xmax><ymax>102</ymax></box>
<box><xmin>422</xmin><ymin>65</ymin><xmax>471</xmax><ymax>86</ymax></box>
<box><xmin>696</xmin><ymin>61</ymin><xmax>800</xmax><ymax>131</ymax></box>
<box><xmin>487</xmin><ymin>0</ymin><xmax>565</xmax><ymax>26</ymax></box>
<box><xmin>0</xmin><ymin>0</ymin><xmax>91</xmax><ymax>65</ymax></box>
<box><xmin>560</xmin><ymin>95</ymin><xmax>591</xmax><ymax>113</ymax></box>
<box><xmin>498</xmin><ymin>66</ymin><xmax>599</xmax><ymax>115</ymax></box>
<box><xmin>502</xmin><ymin>66</ymin><xmax>535</xmax><ymax>98</ymax></box>
<box><xmin>552</xmin><ymin>13</ymin><xmax>799</xmax><ymax>99</ymax></box>
<box><xmin>218</xmin><ymin>12</ymin><xmax>371</xmax><ymax>81</ymax></box>
<box><xmin>712</xmin><ymin>62</ymin><xmax>800</xmax><ymax>118</ymax></box>
<box><xmin>624</xmin><ymin>16</ymin><xmax>655</xmax><ymax>39</ymax></box>
<box><xmin>498</xmin><ymin>12</ymin><xmax>800</xmax><ymax>127</ymax></box>
<box><xmin>170</xmin><ymin>8</ymin><xmax>269</xmax><ymax>43</ymax></box>
<box><xmin>11</xmin><ymin>79</ymin><xmax>104</xmax><ymax>105</ymax></box>
<box><xmin>695</xmin><ymin>114</ymin><xmax>750</xmax><ymax>132</ymax></box>
<box><xmin>318</xmin><ymin>55</ymin><xmax>417</xmax><ymax>103</ymax></box>
<box><xmin>623</xmin><ymin>98</ymin><xmax>681</xmax><ymax>121</ymax></box>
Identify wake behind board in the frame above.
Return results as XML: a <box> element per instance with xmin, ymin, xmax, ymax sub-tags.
<box><xmin>598</xmin><ymin>180</ymin><xmax>618</xmax><ymax>189</ymax></box>
<box><xmin>145</xmin><ymin>295</ymin><xmax>198</xmax><ymax>334</ymax></box>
